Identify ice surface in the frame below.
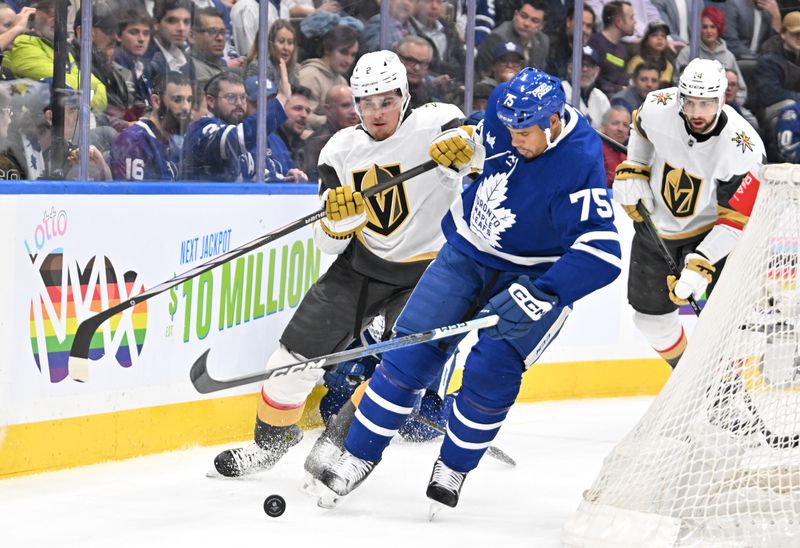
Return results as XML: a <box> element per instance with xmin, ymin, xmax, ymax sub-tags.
<box><xmin>0</xmin><ymin>397</ymin><xmax>652</xmax><ymax>548</ymax></box>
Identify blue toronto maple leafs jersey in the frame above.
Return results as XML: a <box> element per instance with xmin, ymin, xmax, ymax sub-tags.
<box><xmin>181</xmin><ymin>99</ymin><xmax>287</xmax><ymax>182</ymax></box>
<box><xmin>110</xmin><ymin>120</ymin><xmax>181</xmax><ymax>181</ymax></box>
<box><xmin>441</xmin><ymin>83</ymin><xmax>622</xmax><ymax>305</ymax></box>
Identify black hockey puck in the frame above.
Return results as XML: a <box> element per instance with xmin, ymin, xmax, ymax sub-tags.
<box><xmin>263</xmin><ymin>494</ymin><xmax>286</xmax><ymax>517</ymax></box>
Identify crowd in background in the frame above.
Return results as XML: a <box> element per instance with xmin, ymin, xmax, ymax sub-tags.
<box><xmin>0</xmin><ymin>0</ymin><xmax>796</xmax><ymax>182</ymax></box>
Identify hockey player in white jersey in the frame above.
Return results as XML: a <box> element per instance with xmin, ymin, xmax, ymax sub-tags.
<box><xmin>612</xmin><ymin>58</ymin><xmax>765</xmax><ymax>368</ymax></box>
<box><xmin>212</xmin><ymin>51</ymin><xmax>478</xmax><ymax>479</ymax></box>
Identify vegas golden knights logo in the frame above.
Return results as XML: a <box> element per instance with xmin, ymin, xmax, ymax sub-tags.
<box><xmin>660</xmin><ymin>162</ymin><xmax>703</xmax><ymax>218</ymax></box>
<box><xmin>352</xmin><ymin>163</ymin><xmax>409</xmax><ymax>236</ymax></box>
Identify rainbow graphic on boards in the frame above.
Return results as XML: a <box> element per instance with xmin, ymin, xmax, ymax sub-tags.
<box><xmin>28</xmin><ymin>252</ymin><xmax>148</xmax><ymax>383</ymax></box>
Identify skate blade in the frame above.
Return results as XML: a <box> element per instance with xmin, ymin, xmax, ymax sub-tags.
<box><xmin>300</xmin><ymin>473</ymin><xmax>340</xmax><ymax>509</ymax></box>
<box><xmin>428</xmin><ymin>501</ymin><xmax>447</xmax><ymax>521</ymax></box>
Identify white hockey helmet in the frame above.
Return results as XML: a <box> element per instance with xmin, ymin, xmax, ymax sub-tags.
<box><xmin>350</xmin><ymin>51</ymin><xmax>411</xmax><ymax>131</ymax></box>
<box><xmin>678</xmin><ymin>58</ymin><xmax>727</xmax><ymax>101</ymax></box>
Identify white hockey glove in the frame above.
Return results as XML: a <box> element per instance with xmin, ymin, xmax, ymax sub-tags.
<box><xmin>319</xmin><ymin>186</ymin><xmax>368</xmax><ymax>239</ymax></box>
<box><xmin>666</xmin><ymin>253</ymin><xmax>716</xmax><ymax>305</ymax></box>
<box><xmin>612</xmin><ymin>161</ymin><xmax>654</xmax><ymax>223</ymax></box>
<box><xmin>429</xmin><ymin>125</ymin><xmax>485</xmax><ymax>178</ymax></box>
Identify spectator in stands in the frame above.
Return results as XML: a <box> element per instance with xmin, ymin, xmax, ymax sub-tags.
<box><xmin>0</xmin><ymin>4</ymin><xmax>34</xmax><ymax>53</ymax></box>
<box><xmin>298</xmin><ymin>24</ymin><xmax>359</xmax><ymax>131</ymax></box>
<box><xmin>724</xmin><ymin>68</ymin><xmax>760</xmax><ymax>131</ymax></box>
<box><xmin>301</xmin><ymin>84</ymin><xmax>358</xmax><ymax>179</ymax></box>
<box><xmin>395</xmin><ymin>35</ymin><xmax>436</xmax><ymax>107</ymax></box>
<box><xmin>754</xmin><ymin>11</ymin><xmax>800</xmax><ymax>133</ymax></box>
<box><xmin>610</xmin><ymin>61</ymin><xmax>660</xmax><ymax>113</ymax></box>
<box><xmin>4</xmin><ymin>81</ymin><xmax>110</xmax><ymax>180</ymax></box>
<box><xmin>627</xmin><ymin>20</ymin><xmax>673</xmax><ymax>85</ymax></box>
<box><xmin>546</xmin><ymin>4</ymin><xmax>596</xmax><ymax>79</ymax></box>
<box><xmin>478</xmin><ymin>41</ymin><xmax>526</xmax><ymax>87</ymax></box>
<box><xmin>181</xmin><ymin>70</ymin><xmax>289</xmax><ymax>182</ymax></box>
<box><xmin>110</xmin><ymin>72</ymin><xmax>193</xmax><ymax>181</ymax></box>
<box><xmin>231</xmin><ymin>0</ymin><xmax>289</xmax><ymax>57</ymax></box>
<box><xmin>0</xmin><ymin>85</ymin><xmax>23</xmax><ymax>179</ymax></box>
<box><xmin>589</xmin><ymin>0</ymin><xmax>636</xmax><ymax>96</ymax></box>
<box><xmin>190</xmin><ymin>7</ymin><xmax>233</xmax><ymax>92</ymax></box>
<box><xmin>3</xmin><ymin>0</ymin><xmax>107</xmax><ymax>112</ymax></box>
<box><xmin>245</xmin><ymin>21</ymin><xmax>300</xmax><ymax>88</ymax></box>
<box><xmin>73</xmin><ymin>3</ymin><xmax>142</xmax><ymax>131</ymax></box>
<box><xmin>409</xmin><ymin>0</ymin><xmax>465</xmax><ymax>80</ymax></box>
<box><xmin>113</xmin><ymin>9</ymin><xmax>155</xmax><ymax>118</ymax></box>
<box><xmin>276</xmin><ymin>86</ymin><xmax>313</xmax><ymax>172</ymax></box>
<box><xmin>651</xmin><ymin>0</ymin><xmax>689</xmax><ymax>51</ymax></box>
<box><xmin>721</xmin><ymin>0</ymin><xmax>782</xmax><ymax>60</ymax></box>
<box><xmin>286</xmin><ymin>0</ymin><xmax>342</xmax><ymax>18</ymax></box>
<box><xmin>675</xmin><ymin>7</ymin><xmax>748</xmax><ymax>103</ymax></box>
<box><xmin>599</xmin><ymin>105</ymin><xmax>630</xmax><ymax>187</ymax></box>
<box><xmin>453</xmin><ymin>0</ymin><xmax>496</xmax><ymax>46</ymax></box>
<box><xmin>775</xmin><ymin>102</ymin><xmax>800</xmax><ymax>162</ymax></box>
<box><xmin>243</xmin><ymin>76</ymin><xmax>308</xmax><ymax>182</ymax></box>
<box><xmin>476</xmin><ymin>0</ymin><xmax>551</xmax><ymax>78</ymax></box>
<box><xmin>586</xmin><ymin>0</ymin><xmax>661</xmax><ymax>45</ymax></box>
<box><xmin>471</xmin><ymin>81</ymin><xmax>494</xmax><ymax>112</ymax></box>
<box><xmin>361</xmin><ymin>0</ymin><xmax>415</xmax><ymax>54</ymax></box>
<box><xmin>146</xmin><ymin>0</ymin><xmax>194</xmax><ymax>79</ymax></box>
<box><xmin>561</xmin><ymin>45</ymin><xmax>611</xmax><ymax>128</ymax></box>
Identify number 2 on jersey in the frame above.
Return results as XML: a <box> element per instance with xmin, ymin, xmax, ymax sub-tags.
<box><xmin>569</xmin><ymin>188</ymin><xmax>613</xmax><ymax>221</ymax></box>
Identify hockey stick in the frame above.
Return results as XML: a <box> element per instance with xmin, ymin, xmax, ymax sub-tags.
<box><xmin>190</xmin><ymin>314</ymin><xmax>499</xmax><ymax>394</ymax></box>
<box><xmin>410</xmin><ymin>411</ymin><xmax>517</xmax><ymax>466</ymax></box>
<box><xmin>67</xmin><ymin>159</ymin><xmax>438</xmax><ymax>383</ymax></box>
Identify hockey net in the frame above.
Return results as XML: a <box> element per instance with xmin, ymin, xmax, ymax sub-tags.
<box><xmin>561</xmin><ymin>164</ymin><xmax>800</xmax><ymax>548</ymax></box>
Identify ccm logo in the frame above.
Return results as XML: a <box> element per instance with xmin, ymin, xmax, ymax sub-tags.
<box><xmin>509</xmin><ymin>283</ymin><xmax>552</xmax><ymax>321</ymax></box>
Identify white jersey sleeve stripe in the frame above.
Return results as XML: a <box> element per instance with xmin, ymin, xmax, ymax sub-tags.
<box><xmin>354</xmin><ymin>408</ymin><xmax>399</xmax><ymax>438</ymax></box>
<box><xmin>219</xmin><ymin>126</ymin><xmax>236</xmax><ymax>160</ymax></box>
<box><xmin>571</xmin><ymin>242</ymin><xmax>623</xmax><ymax>268</ymax></box>
<box><xmin>445</xmin><ymin>424</ymin><xmax>493</xmax><ymax>450</ymax></box>
<box><xmin>573</xmin><ymin>231</ymin><xmax>621</xmax><ymax>245</ymax></box>
<box><xmin>452</xmin><ymin>401</ymin><xmax>504</xmax><ymax>430</ymax></box>
<box><xmin>365</xmin><ymin>385</ymin><xmax>422</xmax><ymax>415</ymax></box>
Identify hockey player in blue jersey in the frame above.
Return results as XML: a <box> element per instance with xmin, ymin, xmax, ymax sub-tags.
<box><xmin>317</xmin><ymin>67</ymin><xmax>622</xmax><ymax>511</ymax></box>
<box><xmin>180</xmin><ymin>67</ymin><xmax>290</xmax><ymax>182</ymax></box>
<box><xmin>110</xmin><ymin>72</ymin><xmax>193</xmax><ymax>181</ymax></box>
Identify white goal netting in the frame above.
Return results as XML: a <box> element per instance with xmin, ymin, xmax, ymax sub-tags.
<box><xmin>562</xmin><ymin>164</ymin><xmax>800</xmax><ymax>548</ymax></box>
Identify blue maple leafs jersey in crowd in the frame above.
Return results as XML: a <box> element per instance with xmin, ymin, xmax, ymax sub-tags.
<box><xmin>776</xmin><ymin>103</ymin><xmax>800</xmax><ymax>164</ymax></box>
<box><xmin>110</xmin><ymin>119</ymin><xmax>181</xmax><ymax>181</ymax></box>
<box><xmin>181</xmin><ymin>99</ymin><xmax>287</xmax><ymax>182</ymax></box>
<box><xmin>442</xmin><ymin>83</ymin><xmax>622</xmax><ymax>306</ymax></box>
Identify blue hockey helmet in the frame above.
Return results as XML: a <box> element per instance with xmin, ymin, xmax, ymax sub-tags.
<box><xmin>496</xmin><ymin>68</ymin><xmax>565</xmax><ymax>130</ymax></box>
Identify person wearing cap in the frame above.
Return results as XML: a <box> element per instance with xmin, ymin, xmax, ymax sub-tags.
<box><xmin>110</xmin><ymin>72</ymin><xmax>193</xmax><ymax>181</ymax></box>
<box><xmin>675</xmin><ymin>7</ymin><xmax>748</xmax><ymax>104</ymax></box>
<box><xmin>753</xmin><ymin>11</ymin><xmax>800</xmax><ymax>136</ymax></box>
<box><xmin>479</xmin><ymin>41</ymin><xmax>526</xmax><ymax>87</ymax></box>
<box><xmin>628</xmin><ymin>20</ymin><xmax>674</xmax><ymax>86</ymax></box>
<box><xmin>561</xmin><ymin>44</ymin><xmax>611</xmax><ymax>129</ymax></box>
<box><xmin>2</xmin><ymin>0</ymin><xmax>107</xmax><ymax>112</ymax></box>
<box><xmin>242</xmin><ymin>75</ymin><xmax>307</xmax><ymax>182</ymax></box>
<box><xmin>475</xmin><ymin>0</ymin><xmax>551</xmax><ymax>79</ymax></box>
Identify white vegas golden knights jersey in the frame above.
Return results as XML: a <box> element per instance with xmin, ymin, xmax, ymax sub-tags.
<box><xmin>314</xmin><ymin>102</ymin><xmax>464</xmax><ymax>263</ymax></box>
<box><xmin>628</xmin><ymin>87</ymin><xmax>765</xmax><ymax>240</ymax></box>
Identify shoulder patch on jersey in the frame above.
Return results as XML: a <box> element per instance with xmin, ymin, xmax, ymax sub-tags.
<box><xmin>731</xmin><ymin>130</ymin><xmax>755</xmax><ymax>153</ymax></box>
<box><xmin>650</xmin><ymin>91</ymin><xmax>674</xmax><ymax>106</ymax></box>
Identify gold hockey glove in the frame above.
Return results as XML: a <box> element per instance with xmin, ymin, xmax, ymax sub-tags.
<box><xmin>320</xmin><ymin>186</ymin><xmax>368</xmax><ymax>239</ymax></box>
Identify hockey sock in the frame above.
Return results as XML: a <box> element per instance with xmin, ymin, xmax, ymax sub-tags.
<box><xmin>344</xmin><ymin>366</ymin><xmax>423</xmax><ymax>462</ymax></box>
<box><xmin>257</xmin><ymin>387</ymin><xmax>305</xmax><ymax>427</ymax></box>
<box><xmin>440</xmin><ymin>392</ymin><xmax>510</xmax><ymax>472</ymax></box>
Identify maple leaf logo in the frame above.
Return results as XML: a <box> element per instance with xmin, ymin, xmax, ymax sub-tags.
<box><xmin>469</xmin><ymin>172</ymin><xmax>516</xmax><ymax>248</ymax></box>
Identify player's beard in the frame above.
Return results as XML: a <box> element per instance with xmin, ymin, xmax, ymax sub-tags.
<box><xmin>160</xmin><ymin>102</ymin><xmax>188</xmax><ymax>136</ymax></box>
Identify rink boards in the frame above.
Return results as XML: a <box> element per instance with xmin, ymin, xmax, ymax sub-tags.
<box><xmin>0</xmin><ymin>182</ymin><xmax>676</xmax><ymax>478</ymax></box>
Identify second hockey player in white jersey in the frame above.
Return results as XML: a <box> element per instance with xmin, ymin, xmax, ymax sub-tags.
<box><xmin>613</xmin><ymin>58</ymin><xmax>765</xmax><ymax>367</ymax></box>
<box><xmin>212</xmin><ymin>51</ymin><xmax>478</xmax><ymax>479</ymax></box>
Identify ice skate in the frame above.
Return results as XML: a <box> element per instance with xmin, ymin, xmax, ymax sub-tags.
<box><xmin>210</xmin><ymin>421</ymin><xmax>303</xmax><ymax>478</ymax></box>
<box><xmin>301</xmin><ymin>402</ymin><xmax>355</xmax><ymax>494</ymax></box>
<box><xmin>319</xmin><ymin>449</ymin><xmax>377</xmax><ymax>502</ymax></box>
<box><xmin>426</xmin><ymin>457</ymin><xmax>467</xmax><ymax>509</ymax></box>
